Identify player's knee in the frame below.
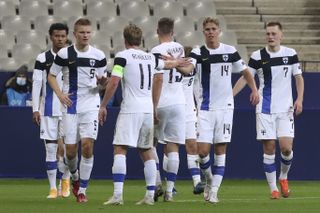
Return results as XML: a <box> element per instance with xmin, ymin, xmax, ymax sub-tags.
<box><xmin>281</xmin><ymin>149</ymin><xmax>292</xmax><ymax>156</ymax></box>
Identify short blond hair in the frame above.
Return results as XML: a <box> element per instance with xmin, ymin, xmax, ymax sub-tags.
<box><xmin>123</xmin><ymin>24</ymin><xmax>142</xmax><ymax>46</ymax></box>
<box><xmin>74</xmin><ymin>18</ymin><xmax>91</xmax><ymax>31</ymax></box>
<box><xmin>202</xmin><ymin>17</ymin><xmax>220</xmax><ymax>28</ymax></box>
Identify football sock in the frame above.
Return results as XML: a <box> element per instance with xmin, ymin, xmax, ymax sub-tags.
<box><xmin>279</xmin><ymin>151</ymin><xmax>293</xmax><ymax>180</ymax></box>
<box><xmin>187</xmin><ymin>154</ymin><xmax>201</xmax><ymax>187</ymax></box>
<box><xmin>263</xmin><ymin>154</ymin><xmax>278</xmax><ymax>192</ymax></box>
<box><xmin>212</xmin><ymin>154</ymin><xmax>226</xmax><ymax>191</ymax></box>
<box><xmin>112</xmin><ymin>154</ymin><xmax>126</xmax><ymax>196</ymax></box>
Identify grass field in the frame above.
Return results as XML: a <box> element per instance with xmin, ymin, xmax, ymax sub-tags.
<box><xmin>0</xmin><ymin>179</ymin><xmax>320</xmax><ymax>213</ymax></box>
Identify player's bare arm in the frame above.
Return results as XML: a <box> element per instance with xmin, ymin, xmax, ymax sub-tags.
<box><xmin>294</xmin><ymin>74</ymin><xmax>304</xmax><ymax>115</ymax></box>
<box><xmin>99</xmin><ymin>75</ymin><xmax>120</xmax><ymax>125</ymax></box>
<box><xmin>47</xmin><ymin>73</ymin><xmax>72</xmax><ymax>107</ymax></box>
<box><xmin>242</xmin><ymin>68</ymin><xmax>259</xmax><ymax>105</ymax></box>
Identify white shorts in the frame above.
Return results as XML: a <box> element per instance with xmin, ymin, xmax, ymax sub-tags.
<box><xmin>256</xmin><ymin>112</ymin><xmax>294</xmax><ymax>140</ymax></box>
<box><xmin>156</xmin><ymin>105</ymin><xmax>186</xmax><ymax>144</ymax></box>
<box><xmin>113</xmin><ymin>113</ymin><xmax>153</xmax><ymax>149</ymax></box>
<box><xmin>197</xmin><ymin>109</ymin><xmax>233</xmax><ymax>144</ymax></box>
<box><xmin>40</xmin><ymin>116</ymin><xmax>62</xmax><ymax>140</ymax></box>
<box><xmin>63</xmin><ymin>110</ymin><xmax>99</xmax><ymax>145</ymax></box>
<box><xmin>186</xmin><ymin>121</ymin><xmax>197</xmax><ymax>140</ymax></box>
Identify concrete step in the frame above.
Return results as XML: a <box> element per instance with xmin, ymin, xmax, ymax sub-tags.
<box><xmin>216</xmin><ymin>7</ymin><xmax>257</xmax><ymax>15</ymax></box>
<box><xmin>213</xmin><ymin>0</ymin><xmax>253</xmax><ymax>7</ymax></box>
<box><xmin>224</xmin><ymin>15</ymin><xmax>261</xmax><ymax>22</ymax></box>
<box><xmin>258</xmin><ymin>7</ymin><xmax>320</xmax><ymax>15</ymax></box>
<box><xmin>262</xmin><ymin>15</ymin><xmax>320</xmax><ymax>22</ymax></box>
<box><xmin>302</xmin><ymin>62</ymin><xmax>320</xmax><ymax>72</ymax></box>
<box><xmin>238</xmin><ymin>37</ymin><xmax>320</xmax><ymax>45</ymax></box>
<box><xmin>246</xmin><ymin>44</ymin><xmax>320</xmax><ymax>54</ymax></box>
<box><xmin>254</xmin><ymin>0</ymin><xmax>320</xmax><ymax>7</ymax></box>
<box><xmin>235</xmin><ymin>30</ymin><xmax>320</xmax><ymax>38</ymax></box>
<box><xmin>227</xmin><ymin>22</ymin><xmax>265</xmax><ymax>30</ymax></box>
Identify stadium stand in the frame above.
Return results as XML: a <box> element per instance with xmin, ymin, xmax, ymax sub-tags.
<box><xmin>153</xmin><ymin>1</ymin><xmax>184</xmax><ymax>19</ymax></box>
<box><xmin>118</xmin><ymin>1</ymin><xmax>150</xmax><ymax>19</ymax></box>
<box><xmin>1</xmin><ymin>15</ymin><xmax>31</xmax><ymax>33</ymax></box>
<box><xmin>0</xmin><ymin>0</ymin><xmax>16</xmax><ymax>19</ymax></box>
<box><xmin>212</xmin><ymin>0</ymin><xmax>320</xmax><ymax>71</ymax></box>
<box><xmin>15</xmin><ymin>30</ymin><xmax>47</xmax><ymax>50</ymax></box>
<box><xmin>86</xmin><ymin>1</ymin><xmax>117</xmax><ymax>18</ymax></box>
<box><xmin>0</xmin><ymin>0</ymin><xmax>319</xmax><ymax>72</ymax></box>
<box><xmin>34</xmin><ymin>15</ymin><xmax>64</xmax><ymax>32</ymax></box>
<box><xmin>19</xmin><ymin>0</ymin><xmax>48</xmax><ymax>20</ymax></box>
<box><xmin>52</xmin><ymin>0</ymin><xmax>84</xmax><ymax>19</ymax></box>
<box><xmin>0</xmin><ymin>30</ymin><xmax>15</xmax><ymax>51</ymax></box>
<box><xmin>132</xmin><ymin>16</ymin><xmax>158</xmax><ymax>36</ymax></box>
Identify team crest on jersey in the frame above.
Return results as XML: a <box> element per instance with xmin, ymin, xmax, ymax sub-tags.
<box><xmin>90</xmin><ymin>59</ymin><xmax>96</xmax><ymax>67</ymax></box>
<box><xmin>222</xmin><ymin>54</ymin><xmax>229</xmax><ymax>62</ymax></box>
<box><xmin>282</xmin><ymin>57</ymin><xmax>289</xmax><ymax>64</ymax></box>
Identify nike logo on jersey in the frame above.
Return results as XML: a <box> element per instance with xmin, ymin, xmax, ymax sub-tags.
<box><xmin>69</xmin><ymin>61</ymin><xmax>76</xmax><ymax>64</ymax></box>
<box><xmin>262</xmin><ymin>61</ymin><xmax>269</xmax><ymax>65</ymax></box>
<box><xmin>202</xmin><ymin>58</ymin><xmax>209</xmax><ymax>61</ymax></box>
<box><xmin>46</xmin><ymin>63</ymin><xmax>52</xmax><ymax>67</ymax></box>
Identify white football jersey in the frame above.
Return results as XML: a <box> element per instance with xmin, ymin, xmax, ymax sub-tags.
<box><xmin>183</xmin><ymin>71</ymin><xmax>197</xmax><ymax>122</ymax></box>
<box><xmin>248</xmin><ymin>46</ymin><xmax>302</xmax><ymax>114</ymax></box>
<box><xmin>190</xmin><ymin>43</ymin><xmax>247</xmax><ymax>111</ymax></box>
<box><xmin>151</xmin><ymin>41</ymin><xmax>185</xmax><ymax>108</ymax></box>
<box><xmin>50</xmin><ymin>45</ymin><xmax>107</xmax><ymax>114</ymax></box>
<box><xmin>32</xmin><ymin>49</ymin><xmax>62</xmax><ymax>116</ymax></box>
<box><xmin>112</xmin><ymin>48</ymin><xmax>164</xmax><ymax>113</ymax></box>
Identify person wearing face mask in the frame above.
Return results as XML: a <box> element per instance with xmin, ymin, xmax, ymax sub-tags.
<box><xmin>1</xmin><ymin>65</ymin><xmax>32</xmax><ymax>106</ymax></box>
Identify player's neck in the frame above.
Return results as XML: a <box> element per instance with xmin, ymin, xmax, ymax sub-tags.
<box><xmin>159</xmin><ymin>35</ymin><xmax>173</xmax><ymax>43</ymax></box>
<box><xmin>75</xmin><ymin>43</ymin><xmax>89</xmax><ymax>52</ymax></box>
<box><xmin>52</xmin><ymin>46</ymin><xmax>60</xmax><ymax>54</ymax></box>
<box><xmin>206</xmin><ymin>41</ymin><xmax>220</xmax><ymax>49</ymax></box>
<box><xmin>267</xmin><ymin>45</ymin><xmax>280</xmax><ymax>53</ymax></box>
<box><xmin>126</xmin><ymin>44</ymin><xmax>139</xmax><ymax>49</ymax></box>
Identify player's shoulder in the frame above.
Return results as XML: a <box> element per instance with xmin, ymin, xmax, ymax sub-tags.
<box><xmin>90</xmin><ymin>45</ymin><xmax>106</xmax><ymax>59</ymax></box>
<box><xmin>56</xmin><ymin>46</ymin><xmax>69</xmax><ymax>58</ymax></box>
<box><xmin>280</xmin><ymin>45</ymin><xmax>297</xmax><ymax>56</ymax></box>
<box><xmin>220</xmin><ymin>42</ymin><xmax>237</xmax><ymax>54</ymax></box>
<box><xmin>114</xmin><ymin>49</ymin><xmax>129</xmax><ymax>59</ymax></box>
<box><xmin>36</xmin><ymin>50</ymin><xmax>48</xmax><ymax>63</ymax></box>
<box><xmin>250</xmin><ymin>48</ymin><xmax>262</xmax><ymax>60</ymax></box>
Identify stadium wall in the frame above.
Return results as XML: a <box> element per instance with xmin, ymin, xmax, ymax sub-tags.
<box><xmin>0</xmin><ymin>73</ymin><xmax>319</xmax><ymax>180</ymax></box>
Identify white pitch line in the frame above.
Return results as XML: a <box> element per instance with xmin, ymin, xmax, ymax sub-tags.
<box><xmin>175</xmin><ymin>197</ymin><xmax>320</xmax><ymax>203</ymax></box>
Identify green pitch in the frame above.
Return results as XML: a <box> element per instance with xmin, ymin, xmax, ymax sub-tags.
<box><xmin>0</xmin><ymin>179</ymin><xmax>320</xmax><ymax>213</ymax></box>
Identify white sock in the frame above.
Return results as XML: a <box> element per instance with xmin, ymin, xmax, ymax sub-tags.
<box><xmin>199</xmin><ymin>155</ymin><xmax>213</xmax><ymax>185</ymax></box>
<box><xmin>112</xmin><ymin>154</ymin><xmax>126</xmax><ymax>196</ymax></box>
<box><xmin>166</xmin><ymin>152</ymin><xmax>179</xmax><ymax>193</ymax></box>
<box><xmin>152</xmin><ymin>147</ymin><xmax>162</xmax><ymax>186</ymax></box>
<box><xmin>65</xmin><ymin>156</ymin><xmax>79</xmax><ymax>181</ymax></box>
<box><xmin>187</xmin><ymin>154</ymin><xmax>201</xmax><ymax>187</ymax></box>
<box><xmin>144</xmin><ymin>159</ymin><xmax>156</xmax><ymax>198</ymax></box>
<box><xmin>78</xmin><ymin>156</ymin><xmax>94</xmax><ymax>194</ymax></box>
<box><xmin>263</xmin><ymin>154</ymin><xmax>278</xmax><ymax>192</ymax></box>
<box><xmin>212</xmin><ymin>154</ymin><xmax>226</xmax><ymax>191</ymax></box>
<box><xmin>45</xmin><ymin>143</ymin><xmax>58</xmax><ymax>189</ymax></box>
<box><xmin>279</xmin><ymin>151</ymin><xmax>293</xmax><ymax>180</ymax></box>
<box><xmin>58</xmin><ymin>156</ymin><xmax>70</xmax><ymax>179</ymax></box>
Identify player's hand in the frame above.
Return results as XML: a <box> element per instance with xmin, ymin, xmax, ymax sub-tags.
<box><xmin>32</xmin><ymin>111</ymin><xmax>41</xmax><ymax>126</ymax></box>
<box><xmin>58</xmin><ymin>93</ymin><xmax>72</xmax><ymax>107</ymax></box>
<box><xmin>250</xmin><ymin>90</ymin><xmax>259</xmax><ymax>106</ymax></box>
<box><xmin>96</xmin><ymin>75</ymin><xmax>108</xmax><ymax>87</ymax></box>
<box><xmin>153</xmin><ymin>110</ymin><xmax>159</xmax><ymax>125</ymax></box>
<box><xmin>98</xmin><ymin>107</ymin><xmax>107</xmax><ymax>125</ymax></box>
<box><xmin>294</xmin><ymin>99</ymin><xmax>303</xmax><ymax>116</ymax></box>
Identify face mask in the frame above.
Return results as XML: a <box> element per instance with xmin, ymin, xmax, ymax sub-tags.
<box><xmin>16</xmin><ymin>77</ymin><xmax>27</xmax><ymax>86</ymax></box>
